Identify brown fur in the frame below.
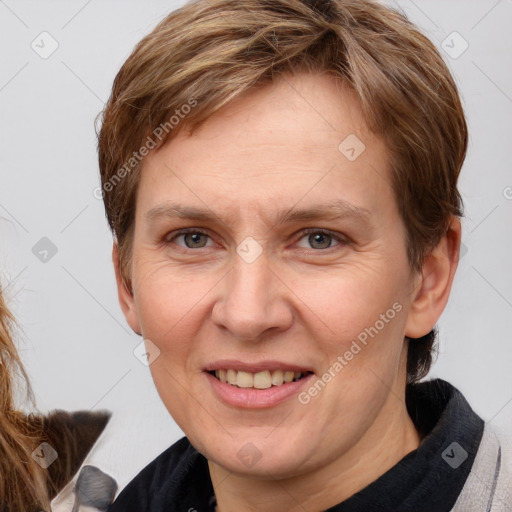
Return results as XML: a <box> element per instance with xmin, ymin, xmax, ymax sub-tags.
<box><xmin>1</xmin><ymin>409</ymin><xmax>111</xmax><ymax>512</ymax></box>
<box><xmin>36</xmin><ymin>410</ymin><xmax>111</xmax><ymax>506</ymax></box>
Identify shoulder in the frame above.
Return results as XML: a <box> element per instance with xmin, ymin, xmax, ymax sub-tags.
<box><xmin>121</xmin><ymin>435</ymin><xmax>198</xmax><ymax>488</ymax></box>
<box><xmin>108</xmin><ymin>436</ymin><xmax>213</xmax><ymax>511</ymax></box>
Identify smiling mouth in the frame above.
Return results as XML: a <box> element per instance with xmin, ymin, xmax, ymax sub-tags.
<box><xmin>208</xmin><ymin>369</ymin><xmax>313</xmax><ymax>389</ymax></box>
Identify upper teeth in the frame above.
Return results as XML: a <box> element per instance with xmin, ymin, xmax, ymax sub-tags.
<box><xmin>214</xmin><ymin>369</ymin><xmax>305</xmax><ymax>389</ymax></box>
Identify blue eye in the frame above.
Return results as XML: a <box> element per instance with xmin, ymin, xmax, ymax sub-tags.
<box><xmin>170</xmin><ymin>229</ymin><xmax>213</xmax><ymax>249</ymax></box>
<box><xmin>165</xmin><ymin>228</ymin><xmax>347</xmax><ymax>252</ymax></box>
<box><xmin>295</xmin><ymin>229</ymin><xmax>345</xmax><ymax>250</ymax></box>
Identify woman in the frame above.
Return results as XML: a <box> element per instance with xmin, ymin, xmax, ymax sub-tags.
<box><xmin>0</xmin><ymin>285</ymin><xmax>111</xmax><ymax>511</ymax></box>
<box><xmin>98</xmin><ymin>0</ymin><xmax>511</xmax><ymax>510</ymax></box>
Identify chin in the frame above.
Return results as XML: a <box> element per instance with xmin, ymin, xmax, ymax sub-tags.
<box><xmin>199</xmin><ymin>431</ymin><xmax>314</xmax><ymax>479</ymax></box>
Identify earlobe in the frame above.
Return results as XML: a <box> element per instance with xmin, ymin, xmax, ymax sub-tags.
<box><xmin>112</xmin><ymin>243</ymin><xmax>142</xmax><ymax>336</ymax></box>
<box><xmin>404</xmin><ymin>217</ymin><xmax>461</xmax><ymax>339</ymax></box>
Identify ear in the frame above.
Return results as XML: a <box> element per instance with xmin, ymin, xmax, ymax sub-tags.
<box><xmin>112</xmin><ymin>243</ymin><xmax>142</xmax><ymax>336</ymax></box>
<box><xmin>404</xmin><ymin>217</ymin><xmax>461</xmax><ymax>338</ymax></box>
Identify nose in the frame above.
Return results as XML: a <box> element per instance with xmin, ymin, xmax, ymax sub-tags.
<box><xmin>211</xmin><ymin>248</ymin><xmax>293</xmax><ymax>341</ymax></box>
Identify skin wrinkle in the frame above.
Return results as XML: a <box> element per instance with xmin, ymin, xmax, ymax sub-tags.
<box><xmin>113</xmin><ymin>72</ymin><xmax>459</xmax><ymax>512</ymax></box>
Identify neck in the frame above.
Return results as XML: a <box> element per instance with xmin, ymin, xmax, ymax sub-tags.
<box><xmin>209</xmin><ymin>386</ymin><xmax>421</xmax><ymax>512</ymax></box>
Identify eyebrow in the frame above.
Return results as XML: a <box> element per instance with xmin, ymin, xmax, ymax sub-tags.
<box><xmin>145</xmin><ymin>199</ymin><xmax>372</xmax><ymax>228</ymax></box>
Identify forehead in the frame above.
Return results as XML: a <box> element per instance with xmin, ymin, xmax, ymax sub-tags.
<box><xmin>137</xmin><ymin>72</ymin><xmax>395</xmax><ymax>221</ymax></box>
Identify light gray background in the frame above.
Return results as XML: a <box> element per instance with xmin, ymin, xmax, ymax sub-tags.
<box><xmin>0</xmin><ymin>0</ymin><xmax>511</xmax><ymax>484</ymax></box>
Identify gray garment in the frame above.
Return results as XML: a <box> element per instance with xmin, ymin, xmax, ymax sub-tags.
<box><xmin>452</xmin><ymin>423</ymin><xmax>512</xmax><ymax>511</ymax></box>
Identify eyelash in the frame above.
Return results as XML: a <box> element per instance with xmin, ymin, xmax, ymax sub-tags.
<box><xmin>164</xmin><ymin>227</ymin><xmax>349</xmax><ymax>253</ymax></box>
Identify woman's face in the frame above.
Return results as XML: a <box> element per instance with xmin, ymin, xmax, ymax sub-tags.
<box><xmin>119</xmin><ymin>72</ymin><xmax>422</xmax><ymax>478</ymax></box>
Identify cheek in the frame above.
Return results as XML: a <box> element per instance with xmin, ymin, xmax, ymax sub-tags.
<box><xmin>133</xmin><ymin>258</ymin><xmax>202</xmax><ymax>332</ymax></box>
<box><xmin>302</xmin><ymin>294</ymin><xmax>408</xmax><ymax>440</ymax></box>
<box><xmin>132</xmin><ymin>261</ymin><xmax>224</xmax><ymax>375</ymax></box>
<box><xmin>296</xmin><ymin>269</ymin><xmax>409</xmax><ymax>415</ymax></box>
<box><xmin>292</xmin><ymin>263</ymin><xmax>407</xmax><ymax>346</ymax></box>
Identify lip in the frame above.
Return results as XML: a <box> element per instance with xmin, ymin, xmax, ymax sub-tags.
<box><xmin>205</xmin><ymin>370</ymin><xmax>315</xmax><ymax>409</ymax></box>
<box><xmin>203</xmin><ymin>359</ymin><xmax>314</xmax><ymax>373</ymax></box>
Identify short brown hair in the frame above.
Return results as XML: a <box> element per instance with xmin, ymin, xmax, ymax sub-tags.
<box><xmin>97</xmin><ymin>0</ymin><xmax>468</xmax><ymax>383</ymax></box>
